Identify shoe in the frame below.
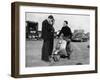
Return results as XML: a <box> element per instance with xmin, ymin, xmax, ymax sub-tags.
<box><xmin>67</xmin><ymin>56</ymin><xmax>70</xmax><ymax>60</ymax></box>
<box><xmin>60</xmin><ymin>55</ymin><xmax>68</xmax><ymax>58</ymax></box>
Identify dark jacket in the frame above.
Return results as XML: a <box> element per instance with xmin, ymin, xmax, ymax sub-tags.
<box><xmin>41</xmin><ymin>19</ymin><xmax>55</xmax><ymax>40</ymax></box>
<box><xmin>58</xmin><ymin>26</ymin><xmax>72</xmax><ymax>39</ymax></box>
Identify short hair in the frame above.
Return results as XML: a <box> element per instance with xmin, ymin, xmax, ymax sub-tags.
<box><xmin>64</xmin><ymin>21</ymin><xmax>68</xmax><ymax>24</ymax></box>
<box><xmin>48</xmin><ymin>15</ymin><xmax>54</xmax><ymax>19</ymax></box>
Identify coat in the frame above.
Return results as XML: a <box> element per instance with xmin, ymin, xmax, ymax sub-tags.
<box><xmin>41</xmin><ymin>19</ymin><xmax>54</xmax><ymax>40</ymax></box>
<box><xmin>58</xmin><ymin>26</ymin><xmax>72</xmax><ymax>39</ymax></box>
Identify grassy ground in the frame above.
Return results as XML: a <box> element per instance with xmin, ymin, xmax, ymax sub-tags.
<box><xmin>25</xmin><ymin>39</ymin><xmax>89</xmax><ymax>67</ymax></box>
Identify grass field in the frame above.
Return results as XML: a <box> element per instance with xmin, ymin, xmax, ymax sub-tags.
<box><xmin>25</xmin><ymin>39</ymin><xmax>89</xmax><ymax>67</ymax></box>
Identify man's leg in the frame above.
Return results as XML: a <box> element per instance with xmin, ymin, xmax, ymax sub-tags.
<box><xmin>48</xmin><ymin>39</ymin><xmax>54</xmax><ymax>57</ymax></box>
<box><xmin>66</xmin><ymin>41</ymin><xmax>71</xmax><ymax>59</ymax></box>
<box><xmin>41</xmin><ymin>40</ymin><xmax>50</xmax><ymax>61</ymax></box>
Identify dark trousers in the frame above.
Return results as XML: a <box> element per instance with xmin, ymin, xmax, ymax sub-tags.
<box><xmin>66</xmin><ymin>41</ymin><xmax>71</xmax><ymax>57</ymax></box>
<box><xmin>63</xmin><ymin>36</ymin><xmax>72</xmax><ymax>57</ymax></box>
<box><xmin>41</xmin><ymin>39</ymin><xmax>54</xmax><ymax>61</ymax></box>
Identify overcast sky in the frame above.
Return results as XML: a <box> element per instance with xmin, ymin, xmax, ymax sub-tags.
<box><xmin>26</xmin><ymin>12</ymin><xmax>90</xmax><ymax>33</ymax></box>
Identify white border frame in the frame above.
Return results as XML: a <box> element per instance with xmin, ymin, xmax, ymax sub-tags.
<box><xmin>19</xmin><ymin>6</ymin><xmax>95</xmax><ymax>75</ymax></box>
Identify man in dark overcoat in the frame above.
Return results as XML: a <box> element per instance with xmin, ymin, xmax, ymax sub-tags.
<box><xmin>41</xmin><ymin>15</ymin><xmax>55</xmax><ymax>62</ymax></box>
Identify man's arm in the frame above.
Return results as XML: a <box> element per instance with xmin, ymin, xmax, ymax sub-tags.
<box><xmin>57</xmin><ymin>27</ymin><xmax>63</xmax><ymax>37</ymax></box>
<box><xmin>41</xmin><ymin>21</ymin><xmax>47</xmax><ymax>39</ymax></box>
<box><xmin>69</xmin><ymin>28</ymin><xmax>73</xmax><ymax>39</ymax></box>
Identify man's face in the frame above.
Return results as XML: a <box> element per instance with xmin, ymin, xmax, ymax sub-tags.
<box><xmin>48</xmin><ymin>18</ymin><xmax>54</xmax><ymax>25</ymax></box>
<box><xmin>63</xmin><ymin>22</ymin><xmax>67</xmax><ymax>27</ymax></box>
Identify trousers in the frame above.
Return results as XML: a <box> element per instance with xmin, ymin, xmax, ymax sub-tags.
<box><xmin>41</xmin><ymin>39</ymin><xmax>54</xmax><ymax>61</ymax></box>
